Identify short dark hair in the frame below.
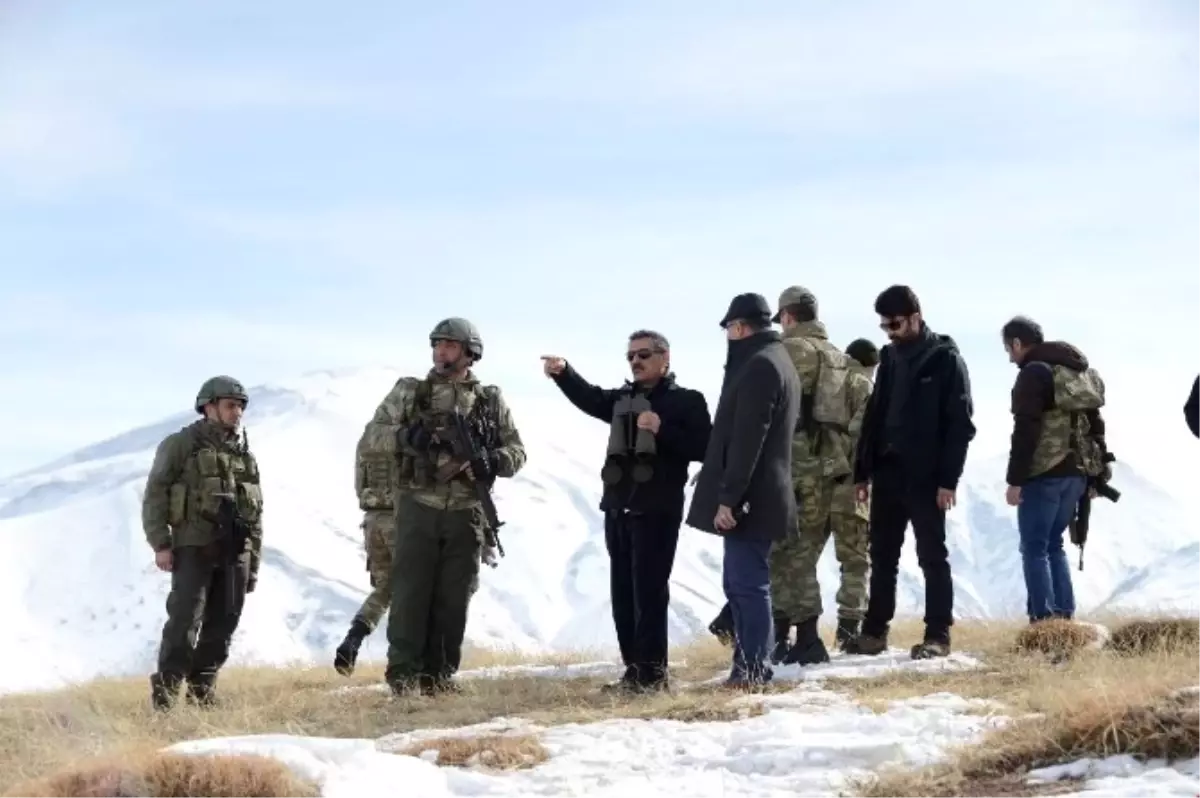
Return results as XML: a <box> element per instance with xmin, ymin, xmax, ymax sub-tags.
<box><xmin>782</xmin><ymin>302</ymin><xmax>816</xmax><ymax>323</ymax></box>
<box><xmin>874</xmin><ymin>285</ymin><xmax>921</xmax><ymax>318</ymax></box>
<box><xmin>845</xmin><ymin>338</ymin><xmax>879</xmax><ymax>368</ymax></box>
<box><xmin>1000</xmin><ymin>316</ymin><xmax>1044</xmax><ymax>347</ymax></box>
<box><xmin>628</xmin><ymin>329</ymin><xmax>669</xmax><ymax>351</ymax></box>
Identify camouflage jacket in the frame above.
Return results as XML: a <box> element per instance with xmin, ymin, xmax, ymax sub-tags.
<box><xmin>357</xmin><ymin>368</ymin><xmax>526</xmax><ymax>513</ymax></box>
<box><xmin>141</xmin><ymin>418</ymin><xmax>264</xmax><ymax>574</ymax></box>
<box><xmin>830</xmin><ymin>362</ymin><xmax>874</xmax><ymax>519</ymax></box>
<box><xmin>781</xmin><ymin>321</ymin><xmax>856</xmax><ymax>488</ymax></box>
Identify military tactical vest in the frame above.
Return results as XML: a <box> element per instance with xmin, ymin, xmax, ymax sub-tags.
<box><xmin>395</xmin><ymin>376</ymin><xmax>502</xmax><ymax>494</ymax></box>
<box><xmin>601</xmin><ymin>390</ymin><xmax>657</xmax><ymax>486</ymax></box>
<box><xmin>1029</xmin><ymin>364</ymin><xmax>1106</xmax><ymax>478</ymax></box>
<box><xmin>166</xmin><ymin>422</ymin><xmax>262</xmax><ymax>547</ymax></box>
<box><xmin>786</xmin><ymin>331</ymin><xmax>856</xmax><ymax>482</ymax></box>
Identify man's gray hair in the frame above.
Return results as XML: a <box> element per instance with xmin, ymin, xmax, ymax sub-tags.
<box><xmin>628</xmin><ymin>329</ymin><xmax>670</xmax><ymax>351</ymax></box>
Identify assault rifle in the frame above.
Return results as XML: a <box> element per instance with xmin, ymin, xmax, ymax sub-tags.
<box><xmin>1068</xmin><ymin>453</ymin><xmax>1120</xmax><ymax>572</ymax></box>
<box><xmin>213</xmin><ymin>492</ymin><xmax>251</xmax><ymax>607</ymax></box>
<box><xmin>433</xmin><ymin>407</ymin><xmax>505</xmax><ymax>565</ymax></box>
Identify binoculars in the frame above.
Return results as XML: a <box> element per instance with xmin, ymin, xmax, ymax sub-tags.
<box><xmin>600</xmin><ymin>394</ymin><xmax>657</xmax><ymax>485</ymax></box>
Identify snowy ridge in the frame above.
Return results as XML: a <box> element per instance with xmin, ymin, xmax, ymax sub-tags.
<box><xmin>0</xmin><ymin>365</ymin><xmax>1196</xmax><ymax>694</ymax></box>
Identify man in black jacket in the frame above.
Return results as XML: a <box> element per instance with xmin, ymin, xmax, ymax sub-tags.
<box><xmin>846</xmin><ymin>285</ymin><xmax>975</xmax><ymax>660</ymax></box>
<box><xmin>542</xmin><ymin>330</ymin><xmax>711</xmax><ymax>691</ymax></box>
<box><xmin>686</xmin><ymin>294</ymin><xmax>800</xmax><ymax>688</ymax></box>
<box><xmin>1186</xmin><ymin>376</ymin><xmax>1199</xmax><ymax>438</ymax></box>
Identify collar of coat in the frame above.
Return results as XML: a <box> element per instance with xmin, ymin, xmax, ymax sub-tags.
<box><xmin>781</xmin><ymin>320</ymin><xmax>828</xmax><ymax>341</ymax></box>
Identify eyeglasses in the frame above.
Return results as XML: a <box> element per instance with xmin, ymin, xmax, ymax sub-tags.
<box><xmin>626</xmin><ymin>349</ymin><xmax>659</xmax><ymax>362</ymax></box>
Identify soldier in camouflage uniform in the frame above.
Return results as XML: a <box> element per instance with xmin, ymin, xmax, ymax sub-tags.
<box><xmin>332</xmin><ymin>434</ymin><xmax>399</xmax><ymax>676</ymax></box>
<box><xmin>825</xmin><ymin>338</ymin><xmax>880</xmax><ymax>646</ymax></box>
<box><xmin>768</xmin><ymin>287</ymin><xmax>867</xmax><ymax>665</ymax></box>
<box><xmin>361</xmin><ymin>318</ymin><xmax>526</xmax><ymax>696</ymax></box>
<box><xmin>142</xmin><ymin>376</ymin><xmax>264</xmax><ymax>711</ymax></box>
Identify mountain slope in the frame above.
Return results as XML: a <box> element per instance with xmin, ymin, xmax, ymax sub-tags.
<box><xmin>0</xmin><ymin>366</ymin><xmax>1193</xmax><ymax>693</ymax></box>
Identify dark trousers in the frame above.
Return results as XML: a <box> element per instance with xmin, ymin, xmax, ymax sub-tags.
<box><xmin>385</xmin><ymin>494</ymin><xmax>482</xmax><ymax>685</ymax></box>
<box><xmin>1018</xmin><ymin>475</ymin><xmax>1086</xmax><ymax>621</ymax></box>
<box><xmin>723</xmin><ymin>536</ymin><xmax>773</xmax><ymax>681</ymax></box>
<box><xmin>862</xmin><ymin>460</ymin><xmax>953</xmax><ymax>640</ymax></box>
<box><xmin>156</xmin><ymin>544</ymin><xmax>248</xmax><ymax>685</ymax></box>
<box><xmin>605</xmin><ymin>509</ymin><xmax>680</xmax><ymax>684</ymax></box>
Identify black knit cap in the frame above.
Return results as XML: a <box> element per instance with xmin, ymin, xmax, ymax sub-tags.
<box><xmin>719</xmin><ymin>292</ymin><xmax>772</xmax><ymax>328</ymax></box>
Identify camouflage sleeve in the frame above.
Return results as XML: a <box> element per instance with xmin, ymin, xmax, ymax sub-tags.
<box><xmin>141</xmin><ymin>431</ymin><xmax>191</xmax><ymax>552</ymax></box>
<box><xmin>361</xmin><ymin>377</ymin><xmax>421</xmax><ymax>458</ymax></box>
<box><xmin>846</xmin><ymin>373</ymin><xmax>872</xmax><ymax>455</ymax></box>
<box><xmin>246</xmin><ymin>452</ymin><xmax>264</xmax><ymax>579</ymax></box>
<box><xmin>489</xmin><ymin>388</ymin><xmax>527</xmax><ymax>478</ymax></box>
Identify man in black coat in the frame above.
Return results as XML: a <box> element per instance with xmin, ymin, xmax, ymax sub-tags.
<box><xmin>1186</xmin><ymin>376</ymin><xmax>1198</xmax><ymax>438</ymax></box>
<box><xmin>542</xmin><ymin>330</ymin><xmax>711</xmax><ymax>691</ymax></box>
<box><xmin>846</xmin><ymin>285</ymin><xmax>975</xmax><ymax>660</ymax></box>
<box><xmin>686</xmin><ymin>293</ymin><xmax>801</xmax><ymax>687</ymax></box>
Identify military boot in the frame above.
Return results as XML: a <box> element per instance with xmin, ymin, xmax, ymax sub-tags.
<box><xmin>843</xmin><ymin>631</ymin><xmax>888</xmax><ymax>656</ymax></box>
<box><xmin>149</xmin><ymin>673</ymin><xmax>180</xmax><ymax>712</ymax></box>
<box><xmin>334</xmin><ymin>617</ymin><xmax>372</xmax><ymax>677</ymax></box>
<box><xmin>835</xmin><ymin>618</ymin><xmax>860</xmax><ymax>651</ymax></box>
<box><xmin>708</xmin><ymin>603</ymin><xmax>734</xmax><ymax>647</ymax></box>
<box><xmin>781</xmin><ymin>617</ymin><xmax>830</xmax><ymax>666</ymax></box>
<box><xmin>911</xmin><ymin>629</ymin><xmax>951</xmax><ymax>660</ymax></box>
<box><xmin>769</xmin><ymin>614</ymin><xmax>792</xmax><ymax>665</ymax></box>
<box><xmin>185</xmin><ymin>674</ymin><xmax>219</xmax><ymax>708</ymax></box>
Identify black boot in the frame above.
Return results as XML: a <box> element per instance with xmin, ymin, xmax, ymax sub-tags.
<box><xmin>149</xmin><ymin>673</ymin><xmax>180</xmax><ymax>712</ymax></box>
<box><xmin>782</xmin><ymin>617</ymin><xmax>831</xmax><ymax>666</ymax></box>
<box><xmin>836</xmin><ymin>618</ymin><xmax>860</xmax><ymax>651</ymax></box>
<box><xmin>770</xmin><ymin>614</ymin><xmax>792</xmax><ymax>664</ymax></box>
<box><xmin>335</xmin><ymin>617</ymin><xmax>372</xmax><ymax>676</ymax></box>
<box><xmin>186</xmin><ymin>673</ymin><xmax>218</xmax><ymax>707</ymax></box>
<box><xmin>708</xmin><ymin>603</ymin><xmax>734</xmax><ymax>647</ymax></box>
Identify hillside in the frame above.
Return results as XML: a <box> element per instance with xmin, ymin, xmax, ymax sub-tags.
<box><xmin>0</xmin><ymin>365</ymin><xmax>1196</xmax><ymax>694</ymax></box>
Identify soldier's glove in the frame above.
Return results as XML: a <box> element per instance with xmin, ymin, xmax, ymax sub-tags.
<box><xmin>474</xmin><ymin>450</ymin><xmax>502</xmax><ymax>482</ymax></box>
<box><xmin>404</xmin><ymin>421</ymin><xmax>433</xmax><ymax>451</ymax></box>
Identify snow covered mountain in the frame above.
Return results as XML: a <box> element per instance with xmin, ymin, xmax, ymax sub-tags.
<box><xmin>0</xmin><ymin>365</ymin><xmax>1195</xmax><ymax>694</ymax></box>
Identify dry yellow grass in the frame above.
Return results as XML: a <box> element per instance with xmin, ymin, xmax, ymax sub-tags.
<box><xmin>0</xmin><ymin>635</ymin><xmax>736</xmax><ymax>793</ymax></box>
<box><xmin>1012</xmin><ymin>619</ymin><xmax>1101</xmax><ymax>660</ymax></box>
<box><xmin>399</xmin><ymin>733</ymin><xmax>550</xmax><ymax>770</ymax></box>
<box><xmin>3</xmin><ymin>751</ymin><xmax>320</xmax><ymax>797</ymax></box>
<box><xmin>1106</xmin><ymin>617</ymin><xmax>1200</xmax><ymax>656</ymax></box>
<box><xmin>850</xmin><ymin>616</ymin><xmax>1200</xmax><ymax>797</ymax></box>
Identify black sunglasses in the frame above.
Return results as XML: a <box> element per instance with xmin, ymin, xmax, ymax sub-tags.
<box><xmin>626</xmin><ymin>349</ymin><xmax>659</xmax><ymax>362</ymax></box>
<box><xmin>879</xmin><ymin>318</ymin><xmax>905</xmax><ymax>332</ymax></box>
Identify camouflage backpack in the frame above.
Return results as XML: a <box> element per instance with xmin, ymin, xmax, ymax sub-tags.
<box><xmin>793</xmin><ymin>337</ymin><xmax>856</xmax><ymax>480</ymax></box>
<box><xmin>1051</xmin><ymin>365</ymin><xmax>1107</xmax><ymax>479</ymax></box>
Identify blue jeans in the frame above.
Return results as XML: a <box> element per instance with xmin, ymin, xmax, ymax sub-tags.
<box><xmin>1017</xmin><ymin>475</ymin><xmax>1087</xmax><ymax>622</ymax></box>
<box><xmin>722</xmin><ymin>536</ymin><xmax>774</xmax><ymax>682</ymax></box>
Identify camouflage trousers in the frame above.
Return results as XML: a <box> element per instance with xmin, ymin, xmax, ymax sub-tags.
<box><xmin>770</xmin><ymin>503</ymin><xmax>870</xmax><ymax>624</ymax></box>
<box><xmin>353</xmin><ymin>509</ymin><xmax>396</xmax><ymax>631</ymax></box>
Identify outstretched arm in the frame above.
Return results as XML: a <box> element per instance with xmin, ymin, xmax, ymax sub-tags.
<box><xmin>552</xmin><ymin>363</ymin><xmax>620</xmax><ymax>422</ymax></box>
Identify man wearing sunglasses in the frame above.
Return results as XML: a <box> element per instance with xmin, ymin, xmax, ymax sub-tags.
<box><xmin>845</xmin><ymin>285</ymin><xmax>975</xmax><ymax>660</ymax></box>
<box><xmin>542</xmin><ymin>331</ymin><xmax>711</xmax><ymax>693</ymax></box>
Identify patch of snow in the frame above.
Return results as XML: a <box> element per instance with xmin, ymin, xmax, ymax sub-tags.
<box><xmin>1030</xmin><ymin>754</ymin><xmax>1200</xmax><ymax>797</ymax></box>
<box><xmin>700</xmin><ymin>648</ymin><xmax>983</xmax><ymax>686</ymax></box>
<box><xmin>168</xmin><ymin>683</ymin><xmax>1007</xmax><ymax>797</ymax></box>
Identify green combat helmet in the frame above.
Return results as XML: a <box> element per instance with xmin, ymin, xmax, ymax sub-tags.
<box><xmin>429</xmin><ymin>317</ymin><xmax>484</xmax><ymax>361</ymax></box>
<box><xmin>194</xmin><ymin>375</ymin><xmax>250</xmax><ymax>413</ymax></box>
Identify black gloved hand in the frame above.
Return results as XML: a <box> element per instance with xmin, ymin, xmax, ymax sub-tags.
<box><xmin>405</xmin><ymin>421</ymin><xmax>433</xmax><ymax>451</ymax></box>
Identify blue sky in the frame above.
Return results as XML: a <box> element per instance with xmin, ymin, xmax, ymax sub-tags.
<box><xmin>1</xmin><ymin>0</ymin><xmax>1197</xmax><ymax>494</ymax></box>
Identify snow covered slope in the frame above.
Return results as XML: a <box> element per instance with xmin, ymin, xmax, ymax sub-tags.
<box><xmin>0</xmin><ymin>366</ymin><xmax>1194</xmax><ymax>693</ymax></box>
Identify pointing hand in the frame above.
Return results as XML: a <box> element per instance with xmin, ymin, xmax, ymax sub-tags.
<box><xmin>540</xmin><ymin>356</ymin><xmax>566</xmax><ymax>377</ymax></box>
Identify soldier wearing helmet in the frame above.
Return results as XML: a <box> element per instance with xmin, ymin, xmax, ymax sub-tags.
<box><xmin>339</xmin><ymin>318</ymin><xmax>526</xmax><ymax>695</ymax></box>
<box><xmin>141</xmin><ymin>375</ymin><xmax>264</xmax><ymax>711</ymax></box>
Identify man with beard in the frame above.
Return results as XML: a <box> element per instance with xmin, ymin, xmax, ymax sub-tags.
<box><xmin>846</xmin><ymin>286</ymin><xmax>975</xmax><ymax>660</ymax></box>
<box><xmin>542</xmin><ymin>330</ymin><xmax>711</xmax><ymax>692</ymax></box>
<box><xmin>142</xmin><ymin>376</ymin><xmax>264</xmax><ymax>710</ymax></box>
<box><xmin>363</xmin><ymin>318</ymin><xmax>527</xmax><ymax>696</ymax></box>
<box><xmin>687</xmin><ymin>293</ymin><xmax>800</xmax><ymax>688</ymax></box>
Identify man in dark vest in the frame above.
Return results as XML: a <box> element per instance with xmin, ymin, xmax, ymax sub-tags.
<box><xmin>542</xmin><ymin>330</ymin><xmax>711</xmax><ymax>692</ymax></box>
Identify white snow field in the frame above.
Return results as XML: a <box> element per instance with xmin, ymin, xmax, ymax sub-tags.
<box><xmin>159</xmin><ymin>653</ymin><xmax>1200</xmax><ymax>797</ymax></box>
<box><xmin>0</xmin><ymin>365</ymin><xmax>1196</xmax><ymax>694</ymax></box>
